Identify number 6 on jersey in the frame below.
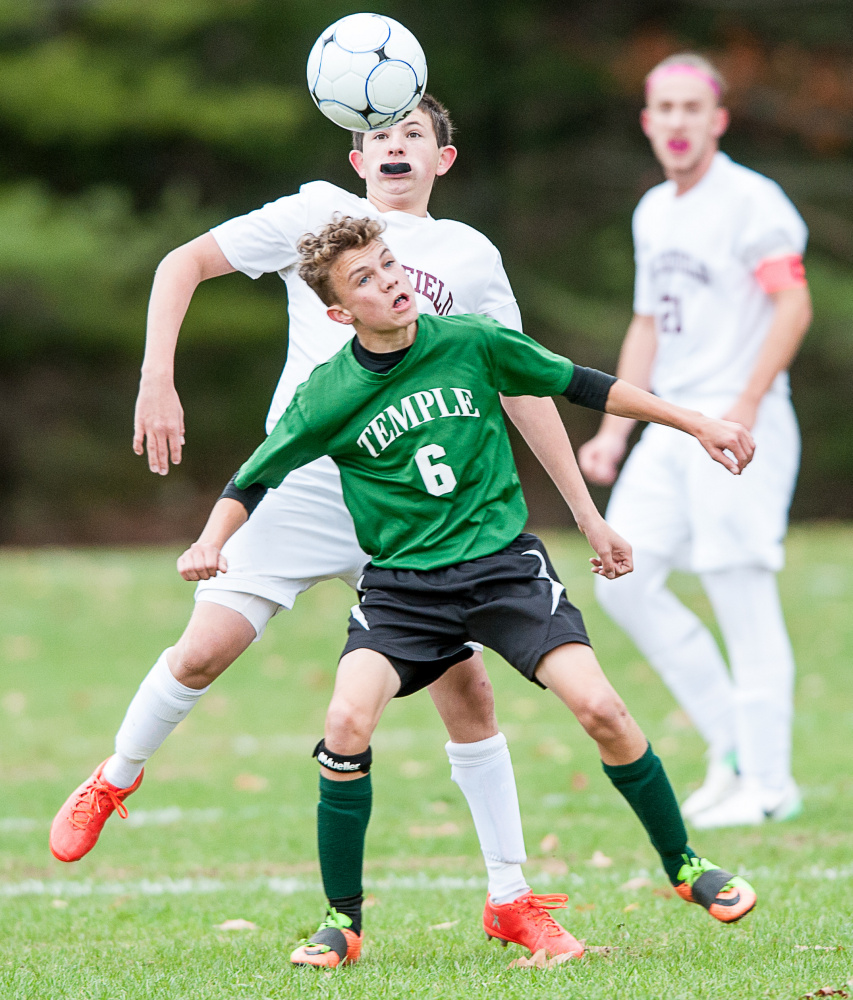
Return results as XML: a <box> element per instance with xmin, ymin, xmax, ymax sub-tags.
<box><xmin>415</xmin><ymin>444</ymin><xmax>457</xmax><ymax>496</ymax></box>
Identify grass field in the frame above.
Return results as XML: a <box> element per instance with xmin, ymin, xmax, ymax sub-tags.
<box><xmin>1</xmin><ymin>524</ymin><xmax>852</xmax><ymax>999</ymax></box>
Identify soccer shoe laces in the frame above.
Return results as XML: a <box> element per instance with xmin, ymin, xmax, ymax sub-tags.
<box><xmin>316</xmin><ymin>908</ymin><xmax>354</xmax><ymax>933</ymax></box>
<box><xmin>69</xmin><ymin>777</ymin><xmax>130</xmax><ymax>830</ymax></box>
<box><xmin>676</xmin><ymin>855</ymin><xmax>731</xmax><ymax>889</ymax></box>
<box><xmin>293</xmin><ymin>909</ymin><xmax>355</xmax><ymax>956</ymax></box>
<box><xmin>517</xmin><ymin>893</ymin><xmax>570</xmax><ymax>937</ymax></box>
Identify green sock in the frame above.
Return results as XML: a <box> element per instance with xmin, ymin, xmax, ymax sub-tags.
<box><xmin>317</xmin><ymin>773</ymin><xmax>372</xmax><ymax>928</ymax></box>
<box><xmin>602</xmin><ymin>744</ymin><xmax>695</xmax><ymax>884</ymax></box>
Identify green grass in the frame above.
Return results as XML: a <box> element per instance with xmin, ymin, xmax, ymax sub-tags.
<box><xmin>2</xmin><ymin>525</ymin><xmax>852</xmax><ymax>999</ymax></box>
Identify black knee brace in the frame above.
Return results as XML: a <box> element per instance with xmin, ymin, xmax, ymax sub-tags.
<box><xmin>312</xmin><ymin>738</ymin><xmax>372</xmax><ymax>774</ymax></box>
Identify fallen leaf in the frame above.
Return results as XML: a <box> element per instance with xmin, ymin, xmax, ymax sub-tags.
<box><xmin>586</xmin><ymin>945</ymin><xmax>617</xmax><ymax>956</ymax></box>
<box><xmin>429</xmin><ymin>920</ymin><xmax>459</xmax><ymax>930</ymax></box>
<box><xmin>794</xmin><ymin>945</ymin><xmax>842</xmax><ymax>952</ymax></box>
<box><xmin>508</xmin><ymin>949</ymin><xmax>583</xmax><ymax>970</ymax></box>
<box><xmin>534</xmin><ymin>739</ymin><xmax>572</xmax><ymax>762</ymax></box>
<box><xmin>664</xmin><ymin>708</ymin><xmax>692</xmax><ymax>730</ymax></box>
<box><xmin>539</xmin><ymin>833</ymin><xmax>559</xmax><ymax>852</ymax></box>
<box><xmin>588</xmin><ymin>850</ymin><xmax>612</xmax><ymax>868</ymax></box>
<box><xmin>50</xmin><ymin>899</ymin><xmax>69</xmax><ymax>909</ymax></box>
<box><xmin>233</xmin><ymin>773</ymin><xmax>268</xmax><ymax>793</ymax></box>
<box><xmin>362</xmin><ymin>894</ymin><xmax>378</xmax><ymax>908</ymax></box>
<box><xmin>1</xmin><ymin>691</ymin><xmax>27</xmax><ymax>715</ymax></box>
<box><xmin>653</xmin><ymin>886</ymin><xmax>675</xmax><ymax>899</ymax></box>
<box><xmin>623</xmin><ymin>903</ymin><xmax>640</xmax><ymax>912</ymax></box>
<box><xmin>530</xmin><ymin>948</ymin><xmax>548</xmax><ymax>968</ymax></box>
<box><xmin>548</xmin><ymin>952</ymin><xmax>577</xmax><ymax>966</ymax></box>
<box><xmin>571</xmin><ymin>772</ymin><xmax>589</xmax><ymax>792</ymax></box>
<box><xmin>215</xmin><ymin>919</ymin><xmax>258</xmax><ymax>931</ymax></box>
<box><xmin>575</xmin><ymin>902</ymin><xmax>595</xmax><ymax>911</ymax></box>
<box><xmin>621</xmin><ymin>877</ymin><xmax>653</xmax><ymax>891</ymax></box>
<box><xmin>538</xmin><ymin>857</ymin><xmax>568</xmax><ymax>876</ymax></box>
<box><xmin>801</xmin><ymin>990</ymin><xmax>849</xmax><ymax>999</ymax></box>
<box><xmin>408</xmin><ymin>822</ymin><xmax>460</xmax><ymax>838</ymax></box>
<box><xmin>399</xmin><ymin>760</ymin><xmax>429</xmax><ymax>778</ymax></box>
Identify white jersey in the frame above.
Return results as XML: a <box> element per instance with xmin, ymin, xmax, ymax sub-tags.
<box><xmin>211</xmin><ymin>180</ymin><xmax>522</xmax><ymax>434</ymax></box>
<box><xmin>197</xmin><ymin>180</ymin><xmax>523</xmax><ymax>613</ymax></box>
<box><xmin>633</xmin><ymin>152</ymin><xmax>807</xmax><ymax>403</ymax></box>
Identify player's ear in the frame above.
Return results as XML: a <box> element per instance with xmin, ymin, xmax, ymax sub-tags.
<box><xmin>327</xmin><ymin>304</ymin><xmax>355</xmax><ymax>326</ymax></box>
<box><xmin>711</xmin><ymin>106</ymin><xmax>729</xmax><ymax>139</ymax></box>
<box><xmin>435</xmin><ymin>144</ymin><xmax>457</xmax><ymax>177</ymax></box>
<box><xmin>349</xmin><ymin>149</ymin><xmax>366</xmax><ymax>178</ymax></box>
<box><xmin>640</xmin><ymin>108</ymin><xmax>652</xmax><ymax>137</ymax></box>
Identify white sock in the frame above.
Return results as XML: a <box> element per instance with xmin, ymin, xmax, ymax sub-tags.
<box><xmin>595</xmin><ymin>552</ymin><xmax>736</xmax><ymax>761</ymax></box>
<box><xmin>445</xmin><ymin>733</ymin><xmax>530</xmax><ymax>905</ymax></box>
<box><xmin>103</xmin><ymin>649</ymin><xmax>209</xmax><ymax>789</ymax></box>
<box><xmin>701</xmin><ymin>567</ymin><xmax>795</xmax><ymax>794</ymax></box>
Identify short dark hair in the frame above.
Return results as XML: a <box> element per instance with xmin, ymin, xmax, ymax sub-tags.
<box><xmin>351</xmin><ymin>93</ymin><xmax>454</xmax><ymax>151</ymax></box>
<box><xmin>297</xmin><ymin>214</ymin><xmax>387</xmax><ymax>306</ymax></box>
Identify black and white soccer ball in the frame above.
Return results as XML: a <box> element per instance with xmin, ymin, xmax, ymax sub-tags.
<box><xmin>306</xmin><ymin>13</ymin><xmax>427</xmax><ymax>131</ymax></box>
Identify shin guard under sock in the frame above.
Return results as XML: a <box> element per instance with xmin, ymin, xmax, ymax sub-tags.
<box><xmin>602</xmin><ymin>744</ymin><xmax>695</xmax><ymax>884</ymax></box>
<box><xmin>317</xmin><ymin>773</ymin><xmax>372</xmax><ymax>931</ymax></box>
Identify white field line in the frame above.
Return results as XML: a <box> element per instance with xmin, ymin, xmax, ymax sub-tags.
<box><xmin>2</xmin><ymin>806</ymin><xmax>232</xmax><ymax>833</ymax></box>
<box><xmin>0</xmin><ymin>873</ymin><xmax>494</xmax><ymax>899</ymax></box>
<box><xmin>3</xmin><ymin>865</ymin><xmax>852</xmax><ymax>900</ymax></box>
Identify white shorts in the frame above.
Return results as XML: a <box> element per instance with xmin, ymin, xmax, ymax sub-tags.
<box><xmin>195</xmin><ymin>458</ymin><xmax>369</xmax><ymax>635</ymax></box>
<box><xmin>605</xmin><ymin>392</ymin><xmax>800</xmax><ymax>574</ymax></box>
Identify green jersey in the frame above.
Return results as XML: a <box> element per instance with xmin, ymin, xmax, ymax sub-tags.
<box><xmin>235</xmin><ymin>313</ymin><xmax>575</xmax><ymax>570</ymax></box>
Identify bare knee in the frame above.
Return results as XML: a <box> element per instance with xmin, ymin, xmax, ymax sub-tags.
<box><xmin>575</xmin><ymin>691</ymin><xmax>632</xmax><ymax>744</ymax></box>
<box><xmin>325</xmin><ymin>698</ymin><xmax>374</xmax><ymax>754</ymax></box>
<box><xmin>170</xmin><ymin>603</ymin><xmax>256</xmax><ymax>688</ymax></box>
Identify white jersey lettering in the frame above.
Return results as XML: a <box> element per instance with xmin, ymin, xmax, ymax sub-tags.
<box><xmin>432</xmin><ymin>388</ymin><xmax>461</xmax><ymax>418</ymax></box>
<box><xmin>451</xmin><ymin>387</ymin><xmax>480</xmax><ymax>417</ymax></box>
<box><xmin>356</xmin><ymin>386</ymin><xmax>481</xmax><ymax>457</ymax></box>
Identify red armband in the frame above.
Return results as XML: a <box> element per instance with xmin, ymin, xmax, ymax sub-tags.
<box><xmin>754</xmin><ymin>254</ymin><xmax>806</xmax><ymax>294</ymax></box>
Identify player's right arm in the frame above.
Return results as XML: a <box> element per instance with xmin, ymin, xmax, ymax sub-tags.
<box><xmin>177</xmin><ymin>388</ymin><xmax>330</xmax><ymax>581</ymax></box>
<box><xmin>177</xmin><ymin>497</ymin><xmax>248</xmax><ymax>581</ymax></box>
<box><xmin>576</xmin><ymin>313</ymin><xmax>657</xmax><ymax>485</ymax></box>
<box><xmin>134</xmin><ymin>234</ymin><xmax>236</xmax><ymax>475</ymax></box>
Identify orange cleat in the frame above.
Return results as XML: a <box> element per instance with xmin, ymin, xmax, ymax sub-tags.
<box><xmin>484</xmin><ymin>892</ymin><xmax>584</xmax><ymax>958</ymax></box>
<box><xmin>49</xmin><ymin>759</ymin><xmax>143</xmax><ymax>862</ymax></box>
<box><xmin>290</xmin><ymin>909</ymin><xmax>364</xmax><ymax>968</ymax></box>
<box><xmin>674</xmin><ymin>856</ymin><xmax>757</xmax><ymax>923</ymax></box>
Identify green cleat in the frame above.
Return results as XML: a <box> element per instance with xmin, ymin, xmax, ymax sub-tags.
<box><xmin>675</xmin><ymin>856</ymin><xmax>757</xmax><ymax>923</ymax></box>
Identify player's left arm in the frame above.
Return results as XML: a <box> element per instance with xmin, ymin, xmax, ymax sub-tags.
<box><xmin>604</xmin><ymin>380</ymin><xmax>755</xmax><ymax>475</ymax></box>
<box><xmin>481</xmin><ymin>278</ymin><xmax>632</xmax><ymax>573</ymax></box>
<box><xmin>500</xmin><ymin>393</ymin><xmax>633</xmax><ymax>580</ymax></box>
<box><xmin>723</xmin><ymin>275</ymin><xmax>812</xmax><ymax>429</ymax></box>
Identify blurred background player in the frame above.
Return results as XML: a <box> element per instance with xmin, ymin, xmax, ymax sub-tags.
<box><xmin>50</xmin><ymin>96</ymin><xmax>603</xmax><ymax>955</ymax></box>
<box><xmin>578</xmin><ymin>54</ymin><xmax>812</xmax><ymax>829</ymax></box>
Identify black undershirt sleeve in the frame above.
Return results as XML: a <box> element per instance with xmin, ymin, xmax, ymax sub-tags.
<box><xmin>561</xmin><ymin>366</ymin><xmax>618</xmax><ymax>411</ymax></box>
<box><xmin>219</xmin><ymin>472</ymin><xmax>268</xmax><ymax>517</ymax></box>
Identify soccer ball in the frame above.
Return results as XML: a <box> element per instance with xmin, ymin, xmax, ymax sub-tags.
<box><xmin>306</xmin><ymin>13</ymin><xmax>427</xmax><ymax>131</ymax></box>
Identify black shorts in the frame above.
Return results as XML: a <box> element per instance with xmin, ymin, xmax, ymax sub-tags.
<box><xmin>342</xmin><ymin>533</ymin><xmax>590</xmax><ymax>697</ymax></box>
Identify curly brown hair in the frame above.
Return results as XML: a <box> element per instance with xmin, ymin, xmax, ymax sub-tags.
<box><xmin>297</xmin><ymin>214</ymin><xmax>387</xmax><ymax>305</ymax></box>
